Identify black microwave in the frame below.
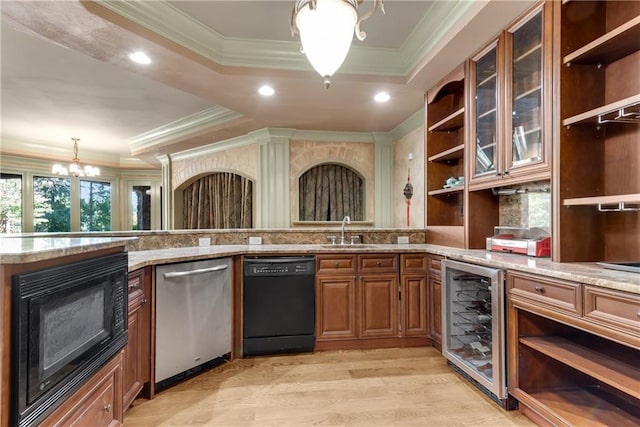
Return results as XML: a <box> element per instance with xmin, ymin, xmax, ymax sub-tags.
<box><xmin>11</xmin><ymin>252</ymin><xmax>128</xmax><ymax>427</ymax></box>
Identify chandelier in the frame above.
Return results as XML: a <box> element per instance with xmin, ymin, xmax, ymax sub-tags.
<box><xmin>291</xmin><ymin>0</ymin><xmax>385</xmax><ymax>88</ymax></box>
<box><xmin>51</xmin><ymin>138</ymin><xmax>100</xmax><ymax>178</ymax></box>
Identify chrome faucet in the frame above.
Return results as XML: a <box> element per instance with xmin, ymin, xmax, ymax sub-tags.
<box><xmin>340</xmin><ymin>215</ymin><xmax>351</xmax><ymax>245</ymax></box>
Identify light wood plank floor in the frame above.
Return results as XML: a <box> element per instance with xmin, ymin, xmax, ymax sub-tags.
<box><xmin>124</xmin><ymin>347</ymin><xmax>535</xmax><ymax>426</ymax></box>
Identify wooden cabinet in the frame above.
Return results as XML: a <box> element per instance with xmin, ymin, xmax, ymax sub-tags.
<box><xmin>553</xmin><ymin>0</ymin><xmax>640</xmax><ymax>262</ymax></box>
<box><xmin>316</xmin><ymin>275</ymin><xmax>357</xmax><ymax>340</ymax></box>
<box><xmin>424</xmin><ymin>65</ymin><xmax>466</xmax><ymax>248</ymax></box>
<box><xmin>427</xmin><ymin>255</ymin><xmax>443</xmax><ymax>350</ymax></box>
<box><xmin>468</xmin><ymin>1</ymin><xmax>552</xmax><ymax>190</ymax></box>
<box><xmin>123</xmin><ymin>268</ymin><xmax>151</xmax><ymax>412</ymax></box>
<box><xmin>400</xmin><ymin>254</ymin><xmax>428</xmax><ymax>337</ymax></box>
<box><xmin>316</xmin><ymin>253</ymin><xmax>430</xmax><ymax>350</ymax></box>
<box><xmin>507</xmin><ymin>271</ymin><xmax>640</xmax><ymax>426</ymax></box>
<box><xmin>44</xmin><ymin>353</ymin><xmax>123</xmax><ymax>427</ymax></box>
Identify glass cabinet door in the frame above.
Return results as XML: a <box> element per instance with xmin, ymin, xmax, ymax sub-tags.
<box><xmin>472</xmin><ymin>44</ymin><xmax>499</xmax><ymax>178</ymax></box>
<box><xmin>508</xmin><ymin>10</ymin><xmax>543</xmax><ymax>169</ymax></box>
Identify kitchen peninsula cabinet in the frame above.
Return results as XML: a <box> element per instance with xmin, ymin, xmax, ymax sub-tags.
<box><xmin>123</xmin><ymin>267</ymin><xmax>152</xmax><ymax>412</ymax></box>
<box><xmin>468</xmin><ymin>1</ymin><xmax>552</xmax><ymax>190</ymax></box>
<box><xmin>554</xmin><ymin>0</ymin><xmax>640</xmax><ymax>262</ymax></box>
<box><xmin>315</xmin><ymin>253</ymin><xmax>429</xmax><ymax>350</ymax></box>
<box><xmin>507</xmin><ymin>271</ymin><xmax>640</xmax><ymax>426</ymax></box>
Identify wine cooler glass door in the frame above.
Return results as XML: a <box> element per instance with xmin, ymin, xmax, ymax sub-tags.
<box><xmin>442</xmin><ymin>259</ymin><xmax>506</xmax><ymax>400</ymax></box>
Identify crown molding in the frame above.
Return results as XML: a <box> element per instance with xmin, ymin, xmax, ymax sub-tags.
<box><xmin>96</xmin><ymin>0</ymin><xmax>483</xmax><ymax>77</ymax></box>
<box><xmin>390</xmin><ymin>108</ymin><xmax>424</xmax><ymax>142</ymax></box>
<box><xmin>127</xmin><ymin>106</ymin><xmax>244</xmax><ymax>153</ymax></box>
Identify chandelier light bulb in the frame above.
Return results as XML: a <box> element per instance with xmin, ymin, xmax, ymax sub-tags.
<box><xmin>51</xmin><ymin>137</ymin><xmax>100</xmax><ymax>178</ymax></box>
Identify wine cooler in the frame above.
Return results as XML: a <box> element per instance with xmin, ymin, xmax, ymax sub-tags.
<box><xmin>442</xmin><ymin>259</ymin><xmax>511</xmax><ymax>408</ymax></box>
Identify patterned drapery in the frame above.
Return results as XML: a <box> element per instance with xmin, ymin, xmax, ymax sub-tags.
<box><xmin>183</xmin><ymin>172</ymin><xmax>253</xmax><ymax>229</ymax></box>
<box><xmin>299</xmin><ymin>164</ymin><xmax>363</xmax><ymax>221</ymax></box>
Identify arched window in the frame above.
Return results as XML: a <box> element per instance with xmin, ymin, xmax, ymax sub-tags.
<box><xmin>299</xmin><ymin>163</ymin><xmax>364</xmax><ymax>221</ymax></box>
<box><xmin>183</xmin><ymin>172</ymin><xmax>253</xmax><ymax>229</ymax></box>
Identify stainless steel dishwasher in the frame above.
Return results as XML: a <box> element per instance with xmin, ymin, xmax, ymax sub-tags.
<box><xmin>155</xmin><ymin>257</ymin><xmax>231</xmax><ymax>390</ymax></box>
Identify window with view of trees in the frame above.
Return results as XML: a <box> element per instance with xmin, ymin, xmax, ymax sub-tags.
<box><xmin>0</xmin><ymin>173</ymin><xmax>22</xmax><ymax>233</ymax></box>
<box><xmin>33</xmin><ymin>176</ymin><xmax>71</xmax><ymax>232</ymax></box>
<box><xmin>132</xmin><ymin>185</ymin><xmax>151</xmax><ymax>230</ymax></box>
<box><xmin>81</xmin><ymin>180</ymin><xmax>112</xmax><ymax>231</ymax></box>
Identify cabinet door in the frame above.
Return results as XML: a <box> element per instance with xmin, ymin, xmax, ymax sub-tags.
<box><xmin>315</xmin><ymin>276</ymin><xmax>357</xmax><ymax>340</ymax></box>
<box><xmin>402</xmin><ymin>275</ymin><xmax>427</xmax><ymax>336</ymax></box>
<box><xmin>122</xmin><ymin>303</ymin><xmax>143</xmax><ymax>412</ymax></box>
<box><xmin>504</xmin><ymin>2</ymin><xmax>551</xmax><ymax>179</ymax></box>
<box><xmin>469</xmin><ymin>39</ymin><xmax>501</xmax><ymax>186</ymax></box>
<box><xmin>359</xmin><ymin>274</ymin><xmax>399</xmax><ymax>338</ymax></box>
<box><xmin>428</xmin><ymin>275</ymin><xmax>442</xmax><ymax>349</ymax></box>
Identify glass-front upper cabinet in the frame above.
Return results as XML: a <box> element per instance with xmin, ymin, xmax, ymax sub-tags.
<box><xmin>506</xmin><ymin>7</ymin><xmax>545</xmax><ymax>170</ymax></box>
<box><xmin>471</xmin><ymin>42</ymin><xmax>499</xmax><ymax>178</ymax></box>
<box><xmin>468</xmin><ymin>1</ymin><xmax>552</xmax><ymax>190</ymax></box>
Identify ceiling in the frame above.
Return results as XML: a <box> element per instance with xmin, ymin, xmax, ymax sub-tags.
<box><xmin>0</xmin><ymin>0</ymin><xmax>535</xmax><ymax>168</ymax></box>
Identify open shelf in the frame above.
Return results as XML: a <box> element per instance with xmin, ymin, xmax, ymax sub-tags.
<box><xmin>563</xmin><ymin>193</ymin><xmax>640</xmax><ymax>207</ymax></box>
<box><xmin>428</xmin><ymin>108</ymin><xmax>465</xmax><ymax>132</ymax></box>
<box><xmin>428</xmin><ymin>186</ymin><xmax>464</xmax><ymax>197</ymax></box>
<box><xmin>520</xmin><ymin>336</ymin><xmax>640</xmax><ymax>399</ymax></box>
<box><xmin>528</xmin><ymin>388</ymin><xmax>640</xmax><ymax>427</ymax></box>
<box><xmin>563</xmin><ymin>16</ymin><xmax>640</xmax><ymax>66</ymax></box>
<box><xmin>428</xmin><ymin>144</ymin><xmax>464</xmax><ymax>163</ymax></box>
<box><xmin>562</xmin><ymin>94</ymin><xmax>640</xmax><ymax>126</ymax></box>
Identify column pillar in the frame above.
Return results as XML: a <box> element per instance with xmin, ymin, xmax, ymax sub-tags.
<box><xmin>251</xmin><ymin>128</ymin><xmax>295</xmax><ymax>228</ymax></box>
<box><xmin>373</xmin><ymin>132</ymin><xmax>394</xmax><ymax>228</ymax></box>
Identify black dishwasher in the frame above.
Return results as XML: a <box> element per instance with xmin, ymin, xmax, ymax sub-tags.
<box><xmin>243</xmin><ymin>256</ymin><xmax>315</xmax><ymax>356</ymax></box>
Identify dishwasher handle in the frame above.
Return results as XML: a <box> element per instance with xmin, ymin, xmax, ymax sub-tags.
<box><xmin>163</xmin><ymin>265</ymin><xmax>228</xmax><ymax>279</ymax></box>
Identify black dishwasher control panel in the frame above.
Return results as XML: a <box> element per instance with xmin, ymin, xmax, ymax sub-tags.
<box><xmin>244</xmin><ymin>257</ymin><xmax>315</xmax><ymax>277</ymax></box>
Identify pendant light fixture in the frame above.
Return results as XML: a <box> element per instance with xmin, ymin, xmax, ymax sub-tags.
<box><xmin>291</xmin><ymin>0</ymin><xmax>385</xmax><ymax>88</ymax></box>
<box><xmin>52</xmin><ymin>137</ymin><xmax>100</xmax><ymax>177</ymax></box>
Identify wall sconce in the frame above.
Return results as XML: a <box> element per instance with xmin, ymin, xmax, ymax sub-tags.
<box><xmin>291</xmin><ymin>0</ymin><xmax>385</xmax><ymax>88</ymax></box>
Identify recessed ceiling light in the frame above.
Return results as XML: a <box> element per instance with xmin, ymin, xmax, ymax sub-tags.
<box><xmin>258</xmin><ymin>85</ymin><xmax>275</xmax><ymax>96</ymax></box>
<box><xmin>128</xmin><ymin>51</ymin><xmax>151</xmax><ymax>65</ymax></box>
<box><xmin>374</xmin><ymin>92</ymin><xmax>391</xmax><ymax>103</ymax></box>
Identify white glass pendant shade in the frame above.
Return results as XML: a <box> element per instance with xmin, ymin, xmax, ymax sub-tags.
<box><xmin>296</xmin><ymin>0</ymin><xmax>357</xmax><ymax>82</ymax></box>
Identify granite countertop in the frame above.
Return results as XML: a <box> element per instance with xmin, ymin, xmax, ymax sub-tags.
<box><xmin>1</xmin><ymin>237</ymin><xmax>637</xmax><ymax>294</ymax></box>
<box><xmin>128</xmin><ymin>243</ymin><xmax>640</xmax><ymax>295</ymax></box>
<box><xmin>0</xmin><ymin>236</ymin><xmax>136</xmax><ymax>263</ymax></box>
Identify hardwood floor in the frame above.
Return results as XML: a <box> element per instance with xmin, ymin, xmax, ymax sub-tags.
<box><xmin>124</xmin><ymin>347</ymin><xmax>535</xmax><ymax>426</ymax></box>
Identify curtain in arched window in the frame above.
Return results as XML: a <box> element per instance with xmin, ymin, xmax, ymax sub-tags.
<box><xmin>183</xmin><ymin>172</ymin><xmax>252</xmax><ymax>229</ymax></box>
<box><xmin>299</xmin><ymin>164</ymin><xmax>363</xmax><ymax>221</ymax></box>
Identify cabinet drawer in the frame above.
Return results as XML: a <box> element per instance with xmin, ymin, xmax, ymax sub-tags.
<box><xmin>316</xmin><ymin>255</ymin><xmax>357</xmax><ymax>274</ymax></box>
<box><xmin>508</xmin><ymin>272</ymin><xmax>582</xmax><ymax>317</ymax></box>
<box><xmin>584</xmin><ymin>286</ymin><xmax>640</xmax><ymax>338</ymax></box>
<box><xmin>127</xmin><ymin>271</ymin><xmax>145</xmax><ymax>307</ymax></box>
<box><xmin>428</xmin><ymin>255</ymin><xmax>443</xmax><ymax>272</ymax></box>
<box><xmin>358</xmin><ymin>254</ymin><xmax>398</xmax><ymax>273</ymax></box>
<box><xmin>401</xmin><ymin>254</ymin><xmax>428</xmax><ymax>274</ymax></box>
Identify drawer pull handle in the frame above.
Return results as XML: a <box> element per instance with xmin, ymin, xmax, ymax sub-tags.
<box><xmin>141</xmin><ymin>298</ymin><xmax>148</xmax><ymax>305</ymax></box>
<box><xmin>334</xmin><ymin>262</ymin><xmax>339</xmax><ymax>268</ymax></box>
<box><xmin>534</xmin><ymin>286</ymin><xmax>544</xmax><ymax>293</ymax></box>
<box><xmin>376</xmin><ymin>261</ymin><xmax>382</xmax><ymax>266</ymax></box>
<box><xmin>128</xmin><ymin>284</ymin><xmax>139</xmax><ymax>292</ymax></box>
<box><xmin>103</xmin><ymin>404</ymin><xmax>112</xmax><ymax>412</ymax></box>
